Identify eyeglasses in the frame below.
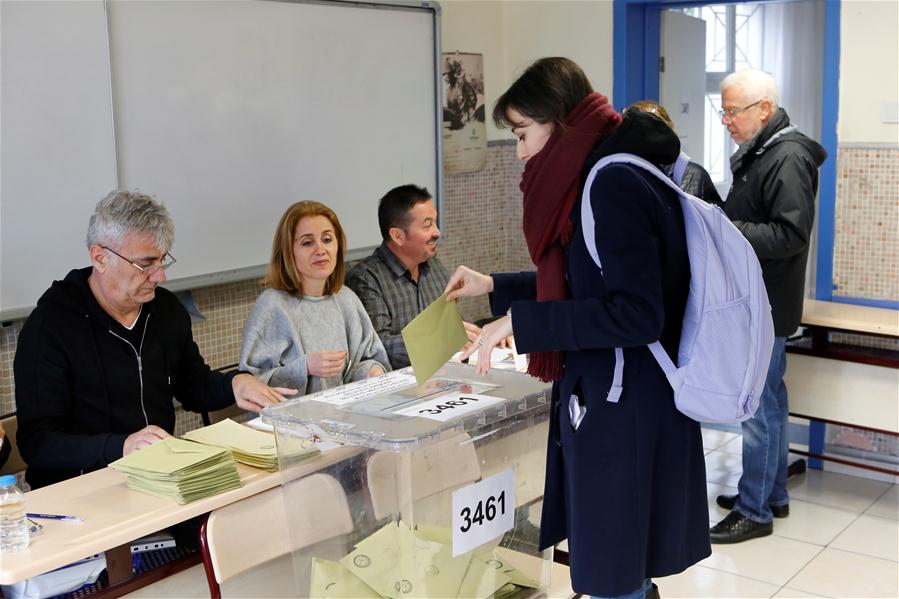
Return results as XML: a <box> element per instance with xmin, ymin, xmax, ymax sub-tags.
<box><xmin>102</xmin><ymin>246</ymin><xmax>176</xmax><ymax>276</ymax></box>
<box><xmin>718</xmin><ymin>100</ymin><xmax>762</xmax><ymax>120</ymax></box>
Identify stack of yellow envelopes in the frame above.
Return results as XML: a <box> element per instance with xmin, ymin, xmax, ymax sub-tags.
<box><xmin>181</xmin><ymin>418</ymin><xmax>291</xmax><ymax>471</ymax></box>
<box><xmin>109</xmin><ymin>437</ymin><xmax>241</xmax><ymax>504</ymax></box>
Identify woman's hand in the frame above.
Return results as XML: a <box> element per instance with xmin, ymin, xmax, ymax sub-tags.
<box><xmin>462</xmin><ymin>321</ymin><xmax>481</xmax><ymax>344</ymax></box>
<box><xmin>445</xmin><ymin>266</ymin><xmax>493</xmax><ymax>301</ymax></box>
<box><xmin>368</xmin><ymin>365</ymin><xmax>386</xmax><ymax>378</ymax></box>
<box><xmin>307</xmin><ymin>351</ymin><xmax>347</xmax><ymax>378</ymax></box>
<box><xmin>460</xmin><ymin>316</ymin><xmax>514</xmax><ymax>375</ymax></box>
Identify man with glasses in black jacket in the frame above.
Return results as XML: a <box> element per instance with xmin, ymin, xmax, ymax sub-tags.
<box><xmin>15</xmin><ymin>190</ymin><xmax>296</xmax><ymax>489</ymax></box>
<box><xmin>710</xmin><ymin>69</ymin><xmax>827</xmax><ymax>544</ymax></box>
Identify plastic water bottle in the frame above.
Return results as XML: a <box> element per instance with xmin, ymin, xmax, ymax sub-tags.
<box><xmin>0</xmin><ymin>474</ymin><xmax>29</xmax><ymax>552</ymax></box>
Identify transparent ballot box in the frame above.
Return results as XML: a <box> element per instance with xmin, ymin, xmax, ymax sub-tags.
<box><xmin>263</xmin><ymin>362</ymin><xmax>552</xmax><ymax>599</ymax></box>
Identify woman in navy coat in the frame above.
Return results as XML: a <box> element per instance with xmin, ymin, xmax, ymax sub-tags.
<box><xmin>446</xmin><ymin>58</ymin><xmax>710</xmax><ymax>599</ymax></box>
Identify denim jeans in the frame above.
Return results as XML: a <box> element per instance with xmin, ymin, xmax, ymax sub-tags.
<box><xmin>736</xmin><ymin>336</ymin><xmax>789</xmax><ymax>523</ymax></box>
<box><xmin>591</xmin><ymin>578</ymin><xmax>653</xmax><ymax>599</ymax></box>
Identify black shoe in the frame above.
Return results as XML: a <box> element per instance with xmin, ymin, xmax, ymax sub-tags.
<box><xmin>716</xmin><ymin>494</ymin><xmax>790</xmax><ymax>518</ymax></box>
<box><xmin>710</xmin><ymin>511</ymin><xmax>773</xmax><ymax>544</ymax></box>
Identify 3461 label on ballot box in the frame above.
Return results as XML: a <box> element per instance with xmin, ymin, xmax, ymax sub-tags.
<box><xmin>395</xmin><ymin>393</ymin><xmax>502</xmax><ymax>422</ymax></box>
<box><xmin>452</xmin><ymin>468</ymin><xmax>515</xmax><ymax>556</ymax></box>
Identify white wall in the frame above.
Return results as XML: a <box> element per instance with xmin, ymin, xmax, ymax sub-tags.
<box><xmin>839</xmin><ymin>0</ymin><xmax>899</xmax><ymax>144</ymax></box>
<box><xmin>440</xmin><ymin>0</ymin><xmax>614</xmax><ymax>142</ymax></box>
<box><xmin>502</xmin><ymin>1</ymin><xmax>613</xmax><ymax>101</ymax></box>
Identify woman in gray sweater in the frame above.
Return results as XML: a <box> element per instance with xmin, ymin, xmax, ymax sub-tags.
<box><xmin>240</xmin><ymin>201</ymin><xmax>390</xmax><ymax>395</ymax></box>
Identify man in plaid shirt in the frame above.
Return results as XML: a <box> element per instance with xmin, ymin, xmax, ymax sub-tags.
<box><xmin>346</xmin><ymin>184</ymin><xmax>479</xmax><ymax>368</ymax></box>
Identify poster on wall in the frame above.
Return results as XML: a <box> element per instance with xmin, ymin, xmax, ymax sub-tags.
<box><xmin>442</xmin><ymin>52</ymin><xmax>486</xmax><ymax>174</ymax></box>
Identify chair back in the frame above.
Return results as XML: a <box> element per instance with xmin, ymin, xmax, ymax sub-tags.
<box><xmin>0</xmin><ymin>413</ymin><xmax>27</xmax><ymax>477</ymax></box>
<box><xmin>204</xmin><ymin>473</ymin><xmax>353</xmax><ymax>585</ymax></box>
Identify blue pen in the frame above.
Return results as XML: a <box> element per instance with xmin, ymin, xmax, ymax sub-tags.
<box><xmin>26</xmin><ymin>513</ymin><xmax>83</xmax><ymax>522</ymax></box>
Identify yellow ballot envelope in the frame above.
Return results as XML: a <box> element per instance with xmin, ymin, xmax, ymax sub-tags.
<box><xmin>309</xmin><ymin>557</ymin><xmax>381</xmax><ymax>598</ymax></box>
<box><xmin>181</xmin><ymin>417</ymin><xmax>288</xmax><ymax>471</ymax></box>
<box><xmin>402</xmin><ymin>294</ymin><xmax>469</xmax><ymax>386</ymax></box>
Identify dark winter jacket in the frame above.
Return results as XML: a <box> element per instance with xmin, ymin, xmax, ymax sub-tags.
<box><xmin>15</xmin><ymin>268</ymin><xmax>239</xmax><ymax>488</ymax></box>
<box><xmin>681</xmin><ymin>161</ymin><xmax>723</xmax><ymax>206</ymax></box>
<box><xmin>724</xmin><ymin>108</ymin><xmax>827</xmax><ymax>336</ymax></box>
<box><xmin>490</xmin><ymin>112</ymin><xmax>710</xmax><ymax>596</ymax></box>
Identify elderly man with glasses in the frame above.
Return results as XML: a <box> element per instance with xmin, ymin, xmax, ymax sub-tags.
<box><xmin>710</xmin><ymin>69</ymin><xmax>827</xmax><ymax>544</ymax></box>
<box><xmin>14</xmin><ymin>190</ymin><xmax>296</xmax><ymax>489</ymax></box>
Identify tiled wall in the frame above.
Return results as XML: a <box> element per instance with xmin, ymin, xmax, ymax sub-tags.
<box><xmin>832</xmin><ymin>146</ymin><xmax>899</xmax><ymax>301</ymax></box>
<box><xmin>828</xmin><ymin>145</ymin><xmax>899</xmax><ymax>459</ymax></box>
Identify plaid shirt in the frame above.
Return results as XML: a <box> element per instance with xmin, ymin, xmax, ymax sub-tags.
<box><xmin>346</xmin><ymin>243</ymin><xmax>449</xmax><ymax>369</ymax></box>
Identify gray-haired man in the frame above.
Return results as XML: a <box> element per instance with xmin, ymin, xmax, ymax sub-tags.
<box><xmin>710</xmin><ymin>70</ymin><xmax>826</xmax><ymax>543</ymax></box>
<box><xmin>15</xmin><ymin>190</ymin><xmax>295</xmax><ymax>489</ymax></box>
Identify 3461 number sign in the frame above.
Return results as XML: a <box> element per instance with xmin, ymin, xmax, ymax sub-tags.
<box><xmin>459</xmin><ymin>490</ymin><xmax>506</xmax><ymax>533</ymax></box>
<box><xmin>417</xmin><ymin>396</ymin><xmax>479</xmax><ymax>416</ymax></box>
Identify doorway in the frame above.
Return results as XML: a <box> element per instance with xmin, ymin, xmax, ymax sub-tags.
<box><xmin>614</xmin><ymin>0</ymin><xmax>837</xmax><ymax>301</ymax></box>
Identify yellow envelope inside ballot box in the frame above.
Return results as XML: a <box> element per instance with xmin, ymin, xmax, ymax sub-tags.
<box><xmin>402</xmin><ymin>294</ymin><xmax>469</xmax><ymax>386</ymax></box>
<box><xmin>340</xmin><ymin>521</ymin><xmax>471</xmax><ymax>599</ymax></box>
<box><xmin>309</xmin><ymin>557</ymin><xmax>381</xmax><ymax>598</ymax></box>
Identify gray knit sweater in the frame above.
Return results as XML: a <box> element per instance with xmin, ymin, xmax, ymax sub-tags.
<box><xmin>239</xmin><ymin>287</ymin><xmax>391</xmax><ymax>395</ymax></box>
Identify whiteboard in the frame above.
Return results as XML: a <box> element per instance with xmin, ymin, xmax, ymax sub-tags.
<box><xmin>1</xmin><ymin>1</ymin><xmax>118</xmax><ymax>319</ymax></box>
<box><xmin>0</xmin><ymin>0</ymin><xmax>441</xmax><ymax>320</ymax></box>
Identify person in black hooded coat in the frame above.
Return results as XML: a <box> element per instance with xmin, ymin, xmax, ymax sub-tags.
<box><xmin>624</xmin><ymin>100</ymin><xmax>723</xmax><ymax>206</ymax></box>
<box><xmin>445</xmin><ymin>58</ymin><xmax>710</xmax><ymax>599</ymax></box>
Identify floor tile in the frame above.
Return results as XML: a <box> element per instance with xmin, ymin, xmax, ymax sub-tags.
<box><xmin>865</xmin><ymin>485</ymin><xmax>899</xmax><ymax>521</ymax></box>
<box><xmin>702</xmin><ymin>428</ymin><xmax>739</xmax><ymax>451</ymax></box>
<box><xmin>127</xmin><ymin>554</ymin><xmax>298</xmax><ymax>598</ymax></box>
<box><xmin>822</xmin><ymin>460</ymin><xmax>899</xmax><ymax>485</ymax></box>
<box><xmin>700</xmin><ymin>534</ymin><xmax>823</xmax><ymax>586</ymax></box>
<box><xmin>771</xmin><ymin>588</ymin><xmax>826</xmax><ymax>598</ymax></box>
<box><xmin>656</xmin><ymin>564</ymin><xmax>779</xmax><ymax>598</ymax></box>
<box><xmin>788</xmin><ymin>547</ymin><xmax>899</xmax><ymax>598</ymax></box>
<box><xmin>704</xmin><ymin>451</ymin><xmax>744</xmax><ymax>487</ymax></box>
<box><xmin>719</xmin><ymin>435</ymin><xmax>743</xmax><ymax>456</ymax></box>
<box><xmin>787</xmin><ymin>468</ymin><xmax>891</xmax><ymax>513</ymax></box>
<box><xmin>830</xmin><ymin>513</ymin><xmax>899</xmax><ymax>562</ymax></box>
<box><xmin>772</xmin><ymin>499</ymin><xmax>858</xmax><ymax>546</ymax></box>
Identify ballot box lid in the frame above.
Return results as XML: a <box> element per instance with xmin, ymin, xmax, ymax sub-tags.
<box><xmin>262</xmin><ymin>363</ymin><xmax>550</xmax><ymax>452</ymax></box>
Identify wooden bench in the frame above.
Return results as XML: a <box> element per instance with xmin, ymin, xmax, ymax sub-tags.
<box><xmin>785</xmin><ymin>299</ymin><xmax>899</xmax><ymax>475</ymax></box>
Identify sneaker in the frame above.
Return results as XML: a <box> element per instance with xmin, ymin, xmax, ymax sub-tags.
<box><xmin>710</xmin><ymin>511</ymin><xmax>773</xmax><ymax>544</ymax></box>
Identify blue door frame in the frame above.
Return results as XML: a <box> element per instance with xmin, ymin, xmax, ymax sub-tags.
<box><xmin>613</xmin><ymin>0</ymin><xmax>846</xmax><ymax>469</ymax></box>
<box><xmin>612</xmin><ymin>0</ymin><xmax>896</xmax><ymax>311</ymax></box>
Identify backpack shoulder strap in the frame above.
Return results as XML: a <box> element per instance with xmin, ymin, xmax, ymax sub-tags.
<box><xmin>672</xmin><ymin>152</ymin><xmax>691</xmax><ymax>186</ymax></box>
<box><xmin>580</xmin><ymin>152</ymin><xmax>695</xmax><ymax>270</ymax></box>
<box><xmin>579</xmin><ymin>153</ymin><xmax>687</xmax><ymax>390</ymax></box>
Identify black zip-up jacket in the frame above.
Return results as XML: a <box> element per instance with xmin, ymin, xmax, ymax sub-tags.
<box><xmin>724</xmin><ymin>108</ymin><xmax>827</xmax><ymax>336</ymax></box>
<box><xmin>15</xmin><ymin>268</ymin><xmax>239</xmax><ymax>488</ymax></box>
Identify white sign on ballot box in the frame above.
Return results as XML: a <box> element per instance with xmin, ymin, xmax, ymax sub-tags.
<box><xmin>451</xmin><ymin>468</ymin><xmax>515</xmax><ymax>556</ymax></box>
<box><xmin>395</xmin><ymin>393</ymin><xmax>503</xmax><ymax>422</ymax></box>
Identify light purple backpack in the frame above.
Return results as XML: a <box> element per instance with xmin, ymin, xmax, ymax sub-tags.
<box><xmin>580</xmin><ymin>153</ymin><xmax>775</xmax><ymax>424</ymax></box>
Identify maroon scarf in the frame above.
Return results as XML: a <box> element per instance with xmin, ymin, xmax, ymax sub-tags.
<box><xmin>520</xmin><ymin>92</ymin><xmax>621</xmax><ymax>382</ymax></box>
